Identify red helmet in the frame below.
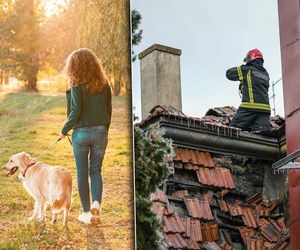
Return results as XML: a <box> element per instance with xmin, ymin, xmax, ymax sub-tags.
<box><xmin>244</xmin><ymin>48</ymin><xmax>263</xmax><ymax>63</ymax></box>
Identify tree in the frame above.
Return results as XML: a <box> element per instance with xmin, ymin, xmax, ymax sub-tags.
<box><xmin>0</xmin><ymin>0</ymin><xmax>42</xmax><ymax>89</ymax></box>
<box><xmin>39</xmin><ymin>0</ymin><xmax>79</xmax><ymax>72</ymax></box>
<box><xmin>12</xmin><ymin>0</ymin><xmax>41</xmax><ymax>90</ymax></box>
<box><xmin>135</xmin><ymin>126</ymin><xmax>174</xmax><ymax>250</ymax></box>
<box><xmin>76</xmin><ymin>0</ymin><xmax>131</xmax><ymax>96</ymax></box>
<box><xmin>0</xmin><ymin>0</ymin><xmax>15</xmax><ymax>84</ymax></box>
<box><xmin>131</xmin><ymin>9</ymin><xmax>142</xmax><ymax>62</ymax></box>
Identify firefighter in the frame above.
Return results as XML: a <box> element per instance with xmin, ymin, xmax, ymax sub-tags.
<box><xmin>226</xmin><ymin>49</ymin><xmax>271</xmax><ymax>132</ymax></box>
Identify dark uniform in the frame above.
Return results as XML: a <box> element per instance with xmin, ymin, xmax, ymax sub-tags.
<box><xmin>226</xmin><ymin>58</ymin><xmax>271</xmax><ymax>131</ymax></box>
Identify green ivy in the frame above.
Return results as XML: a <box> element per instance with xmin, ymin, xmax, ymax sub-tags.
<box><xmin>135</xmin><ymin>126</ymin><xmax>174</xmax><ymax>250</ymax></box>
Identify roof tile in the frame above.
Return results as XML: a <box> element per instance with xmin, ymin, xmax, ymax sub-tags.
<box><xmin>151</xmin><ymin>201</ymin><xmax>165</xmax><ymax>222</ymax></box>
<box><xmin>218</xmin><ymin>200</ymin><xmax>229</xmax><ymax>213</ymax></box>
<box><xmin>196</xmin><ymin>167</ymin><xmax>235</xmax><ymax>189</ymax></box>
<box><xmin>175</xmin><ymin>147</ymin><xmax>214</xmax><ymax>167</ymax></box>
<box><xmin>164</xmin><ymin>205</ymin><xmax>174</xmax><ymax>216</ymax></box>
<box><xmin>174</xmin><ymin>161</ymin><xmax>184</xmax><ymax>169</ymax></box>
<box><xmin>217</xmin><ymin>239</ymin><xmax>232</xmax><ymax>250</ymax></box>
<box><xmin>163</xmin><ymin>213</ymin><xmax>185</xmax><ymax>234</ymax></box>
<box><xmin>185</xmin><ymin>198</ymin><xmax>214</xmax><ymax>220</ymax></box>
<box><xmin>227</xmin><ymin>203</ymin><xmax>243</xmax><ymax>217</ymax></box>
<box><xmin>257</xmin><ymin>218</ymin><xmax>282</xmax><ymax>242</ymax></box>
<box><xmin>205</xmin><ymin>106</ymin><xmax>237</xmax><ymax>118</ymax></box>
<box><xmin>151</xmin><ymin>189</ymin><xmax>168</xmax><ymax>204</ymax></box>
<box><xmin>257</xmin><ymin>200</ymin><xmax>279</xmax><ymax>217</ymax></box>
<box><xmin>241</xmin><ymin>207</ymin><xmax>258</xmax><ymax>228</ymax></box>
<box><xmin>141</xmin><ymin>105</ymin><xmax>282</xmax><ymax>131</ymax></box>
<box><xmin>264</xmin><ymin>241</ymin><xmax>275</xmax><ymax>249</ymax></box>
<box><xmin>271</xmin><ymin>235</ymin><xmax>289</xmax><ymax>250</ymax></box>
<box><xmin>171</xmin><ymin>190</ymin><xmax>189</xmax><ymax>199</ymax></box>
<box><xmin>246</xmin><ymin>192</ymin><xmax>262</xmax><ymax>206</ymax></box>
<box><xmin>163</xmin><ymin>233</ymin><xmax>187</xmax><ymax>249</ymax></box>
<box><xmin>276</xmin><ymin>217</ymin><xmax>286</xmax><ymax>231</ymax></box>
<box><xmin>182</xmin><ymin>217</ymin><xmax>202</xmax><ymax>242</ymax></box>
<box><xmin>239</xmin><ymin>227</ymin><xmax>259</xmax><ymax>245</ymax></box>
<box><xmin>246</xmin><ymin>237</ymin><xmax>264</xmax><ymax>250</ymax></box>
<box><xmin>201</xmin><ymin>223</ymin><xmax>219</xmax><ymax>242</ymax></box>
<box><xmin>185</xmin><ymin>238</ymin><xmax>199</xmax><ymax>250</ymax></box>
<box><xmin>202</xmin><ymin>241</ymin><xmax>222</xmax><ymax>250</ymax></box>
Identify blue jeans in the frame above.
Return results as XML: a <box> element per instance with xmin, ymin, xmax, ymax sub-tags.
<box><xmin>72</xmin><ymin>126</ymin><xmax>108</xmax><ymax>212</ymax></box>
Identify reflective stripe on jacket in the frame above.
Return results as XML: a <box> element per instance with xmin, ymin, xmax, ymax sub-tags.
<box><xmin>226</xmin><ymin>62</ymin><xmax>270</xmax><ymax>113</ymax></box>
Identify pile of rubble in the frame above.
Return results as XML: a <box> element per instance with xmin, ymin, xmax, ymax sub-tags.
<box><xmin>151</xmin><ymin>147</ymin><xmax>289</xmax><ymax>250</ymax></box>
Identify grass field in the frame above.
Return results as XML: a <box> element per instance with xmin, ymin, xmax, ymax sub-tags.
<box><xmin>0</xmin><ymin>91</ymin><xmax>133</xmax><ymax>249</ymax></box>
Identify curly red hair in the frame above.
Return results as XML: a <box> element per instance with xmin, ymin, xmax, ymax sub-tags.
<box><xmin>63</xmin><ymin>48</ymin><xmax>108</xmax><ymax>94</ymax></box>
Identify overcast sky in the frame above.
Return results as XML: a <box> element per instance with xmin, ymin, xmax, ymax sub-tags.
<box><xmin>132</xmin><ymin>0</ymin><xmax>284</xmax><ymax>120</ymax></box>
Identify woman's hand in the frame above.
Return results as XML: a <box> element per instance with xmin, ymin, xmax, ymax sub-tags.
<box><xmin>58</xmin><ymin>132</ymin><xmax>66</xmax><ymax>141</ymax></box>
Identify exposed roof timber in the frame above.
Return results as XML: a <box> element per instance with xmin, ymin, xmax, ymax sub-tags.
<box><xmin>141</xmin><ymin>116</ymin><xmax>286</xmax><ymax>161</ymax></box>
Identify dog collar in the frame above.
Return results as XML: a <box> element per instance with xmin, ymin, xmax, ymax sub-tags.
<box><xmin>22</xmin><ymin>162</ymin><xmax>37</xmax><ymax>178</ymax></box>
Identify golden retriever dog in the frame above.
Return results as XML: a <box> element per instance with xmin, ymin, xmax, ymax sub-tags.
<box><xmin>2</xmin><ymin>152</ymin><xmax>72</xmax><ymax>226</ymax></box>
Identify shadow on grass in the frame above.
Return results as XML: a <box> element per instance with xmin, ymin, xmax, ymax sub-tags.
<box><xmin>84</xmin><ymin>222</ymin><xmax>111</xmax><ymax>249</ymax></box>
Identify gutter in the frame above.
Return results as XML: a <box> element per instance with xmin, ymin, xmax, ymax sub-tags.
<box><xmin>140</xmin><ymin>116</ymin><xmax>286</xmax><ymax>161</ymax></box>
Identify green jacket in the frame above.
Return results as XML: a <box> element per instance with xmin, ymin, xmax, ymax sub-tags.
<box><xmin>61</xmin><ymin>83</ymin><xmax>112</xmax><ymax>135</ymax></box>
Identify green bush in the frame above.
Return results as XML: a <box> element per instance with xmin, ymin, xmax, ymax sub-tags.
<box><xmin>135</xmin><ymin>126</ymin><xmax>174</xmax><ymax>250</ymax></box>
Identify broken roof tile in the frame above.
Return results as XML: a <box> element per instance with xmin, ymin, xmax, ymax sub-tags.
<box><xmin>163</xmin><ymin>233</ymin><xmax>187</xmax><ymax>249</ymax></box>
<box><xmin>217</xmin><ymin>239</ymin><xmax>232</xmax><ymax>250</ymax></box>
<box><xmin>174</xmin><ymin>147</ymin><xmax>214</xmax><ymax>167</ymax></box>
<box><xmin>276</xmin><ymin>217</ymin><xmax>286</xmax><ymax>231</ymax></box>
<box><xmin>239</xmin><ymin>227</ymin><xmax>258</xmax><ymax>245</ymax></box>
<box><xmin>205</xmin><ymin>106</ymin><xmax>237</xmax><ymax>118</ymax></box>
<box><xmin>246</xmin><ymin>237</ymin><xmax>264</xmax><ymax>250</ymax></box>
<box><xmin>245</xmin><ymin>192</ymin><xmax>262</xmax><ymax>206</ymax></box>
<box><xmin>174</xmin><ymin>161</ymin><xmax>184</xmax><ymax>169</ymax></box>
<box><xmin>185</xmin><ymin>163</ymin><xmax>205</xmax><ymax>171</ymax></box>
<box><xmin>201</xmin><ymin>223</ymin><xmax>219</xmax><ymax>242</ymax></box>
<box><xmin>257</xmin><ymin>200</ymin><xmax>279</xmax><ymax>217</ymax></box>
<box><xmin>185</xmin><ymin>238</ymin><xmax>199</xmax><ymax>250</ymax></box>
<box><xmin>257</xmin><ymin>218</ymin><xmax>282</xmax><ymax>242</ymax></box>
<box><xmin>202</xmin><ymin>241</ymin><xmax>222</xmax><ymax>250</ymax></box>
<box><xmin>185</xmin><ymin>198</ymin><xmax>214</xmax><ymax>220</ymax></box>
<box><xmin>218</xmin><ymin>200</ymin><xmax>229</xmax><ymax>213</ymax></box>
<box><xmin>164</xmin><ymin>204</ymin><xmax>174</xmax><ymax>216</ymax></box>
<box><xmin>163</xmin><ymin>213</ymin><xmax>185</xmax><ymax>234</ymax></box>
<box><xmin>171</xmin><ymin>190</ymin><xmax>189</xmax><ymax>199</ymax></box>
<box><xmin>242</xmin><ymin>207</ymin><xmax>258</xmax><ymax>228</ymax></box>
<box><xmin>271</xmin><ymin>235</ymin><xmax>289</xmax><ymax>250</ymax></box>
<box><xmin>150</xmin><ymin>188</ymin><xmax>168</xmax><ymax>204</ymax></box>
<box><xmin>227</xmin><ymin>203</ymin><xmax>243</xmax><ymax>217</ymax></box>
<box><xmin>196</xmin><ymin>167</ymin><xmax>235</xmax><ymax>189</ymax></box>
<box><xmin>182</xmin><ymin>217</ymin><xmax>202</xmax><ymax>242</ymax></box>
<box><xmin>264</xmin><ymin>241</ymin><xmax>274</xmax><ymax>249</ymax></box>
<box><xmin>141</xmin><ymin>105</ymin><xmax>283</xmax><ymax>132</ymax></box>
<box><xmin>151</xmin><ymin>201</ymin><xmax>165</xmax><ymax>222</ymax></box>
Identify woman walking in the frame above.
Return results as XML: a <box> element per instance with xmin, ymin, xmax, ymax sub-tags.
<box><xmin>59</xmin><ymin>48</ymin><xmax>112</xmax><ymax>224</ymax></box>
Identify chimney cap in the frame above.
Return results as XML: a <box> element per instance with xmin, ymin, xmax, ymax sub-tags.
<box><xmin>138</xmin><ymin>44</ymin><xmax>182</xmax><ymax>60</ymax></box>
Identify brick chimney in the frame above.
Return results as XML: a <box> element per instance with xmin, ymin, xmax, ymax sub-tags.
<box><xmin>139</xmin><ymin>44</ymin><xmax>182</xmax><ymax>119</ymax></box>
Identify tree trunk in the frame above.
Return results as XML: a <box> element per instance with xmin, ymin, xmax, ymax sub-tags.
<box><xmin>27</xmin><ymin>77</ymin><xmax>37</xmax><ymax>91</ymax></box>
<box><xmin>114</xmin><ymin>79</ymin><xmax>121</xmax><ymax>96</ymax></box>
<box><xmin>124</xmin><ymin>0</ymin><xmax>131</xmax><ymax>94</ymax></box>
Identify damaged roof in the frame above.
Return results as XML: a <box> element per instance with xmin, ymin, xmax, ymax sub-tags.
<box><xmin>140</xmin><ymin>105</ymin><xmax>285</xmax><ymax>134</ymax></box>
<box><xmin>150</xmin><ymin>146</ymin><xmax>289</xmax><ymax>249</ymax></box>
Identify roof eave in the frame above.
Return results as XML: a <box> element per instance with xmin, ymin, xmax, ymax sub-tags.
<box><xmin>140</xmin><ymin>116</ymin><xmax>286</xmax><ymax>161</ymax></box>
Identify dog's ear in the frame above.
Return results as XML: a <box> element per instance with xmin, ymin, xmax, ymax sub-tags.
<box><xmin>18</xmin><ymin>152</ymin><xmax>36</xmax><ymax>167</ymax></box>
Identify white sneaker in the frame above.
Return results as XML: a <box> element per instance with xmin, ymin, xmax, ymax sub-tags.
<box><xmin>78</xmin><ymin>212</ymin><xmax>93</xmax><ymax>225</ymax></box>
<box><xmin>91</xmin><ymin>201</ymin><xmax>100</xmax><ymax>216</ymax></box>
